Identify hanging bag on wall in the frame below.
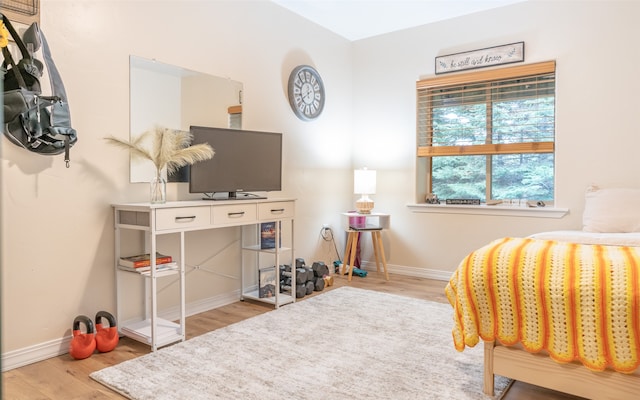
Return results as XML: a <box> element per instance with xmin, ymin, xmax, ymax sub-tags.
<box><xmin>1</xmin><ymin>14</ymin><xmax>77</xmax><ymax>167</ymax></box>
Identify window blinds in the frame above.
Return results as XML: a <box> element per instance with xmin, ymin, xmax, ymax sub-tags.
<box><xmin>417</xmin><ymin>61</ymin><xmax>556</xmax><ymax>157</ymax></box>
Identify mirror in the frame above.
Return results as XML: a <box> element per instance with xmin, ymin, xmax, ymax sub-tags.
<box><xmin>129</xmin><ymin>56</ymin><xmax>243</xmax><ymax>182</ymax></box>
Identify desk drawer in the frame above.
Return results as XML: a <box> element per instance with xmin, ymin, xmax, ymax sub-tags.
<box><xmin>258</xmin><ymin>201</ymin><xmax>295</xmax><ymax>220</ymax></box>
<box><xmin>155</xmin><ymin>207</ymin><xmax>211</xmax><ymax>230</ymax></box>
<box><xmin>212</xmin><ymin>204</ymin><xmax>257</xmax><ymax>226</ymax></box>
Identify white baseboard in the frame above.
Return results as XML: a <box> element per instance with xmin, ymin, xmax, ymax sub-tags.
<box><xmin>1</xmin><ymin>290</ymin><xmax>241</xmax><ymax>372</ymax></box>
<box><xmin>2</xmin><ymin>267</ymin><xmax>451</xmax><ymax>372</ymax></box>
<box><xmin>1</xmin><ymin>336</ymin><xmax>73</xmax><ymax>373</ymax></box>
<box><xmin>360</xmin><ymin>261</ymin><xmax>452</xmax><ymax>281</ymax></box>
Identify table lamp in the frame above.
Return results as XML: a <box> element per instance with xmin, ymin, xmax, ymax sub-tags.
<box><xmin>354</xmin><ymin>167</ymin><xmax>376</xmax><ymax>214</ymax></box>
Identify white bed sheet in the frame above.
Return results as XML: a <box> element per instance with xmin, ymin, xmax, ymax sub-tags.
<box><xmin>529</xmin><ymin>230</ymin><xmax>640</xmax><ymax>247</ymax></box>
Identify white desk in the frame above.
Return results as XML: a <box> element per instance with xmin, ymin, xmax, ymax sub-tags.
<box><xmin>340</xmin><ymin>212</ymin><xmax>390</xmax><ymax>281</ymax></box>
<box><xmin>113</xmin><ymin>198</ymin><xmax>295</xmax><ymax>351</ymax></box>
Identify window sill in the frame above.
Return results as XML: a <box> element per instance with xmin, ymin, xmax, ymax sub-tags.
<box><xmin>407</xmin><ymin>203</ymin><xmax>568</xmax><ymax>218</ymax></box>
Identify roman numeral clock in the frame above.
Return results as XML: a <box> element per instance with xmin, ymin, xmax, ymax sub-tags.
<box><xmin>287</xmin><ymin>65</ymin><xmax>325</xmax><ymax>121</ymax></box>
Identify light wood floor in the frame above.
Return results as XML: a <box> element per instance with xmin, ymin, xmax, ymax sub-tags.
<box><xmin>2</xmin><ymin>273</ymin><xmax>584</xmax><ymax>400</ymax></box>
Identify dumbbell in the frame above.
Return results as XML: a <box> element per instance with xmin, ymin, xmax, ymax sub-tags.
<box><xmin>307</xmin><ymin>267</ymin><xmax>315</xmax><ymax>281</ymax></box>
<box><xmin>296</xmin><ymin>283</ymin><xmax>307</xmax><ymax>298</ymax></box>
<box><xmin>279</xmin><ymin>264</ymin><xmax>291</xmax><ymax>278</ymax></box>
<box><xmin>296</xmin><ymin>267</ymin><xmax>308</xmax><ymax>283</ymax></box>
<box><xmin>305</xmin><ymin>281</ymin><xmax>314</xmax><ymax>295</ymax></box>
<box><xmin>281</xmin><ymin>282</ymin><xmax>307</xmax><ymax>298</ymax></box>
<box><xmin>312</xmin><ymin>261</ymin><xmax>329</xmax><ymax>278</ymax></box>
<box><xmin>282</xmin><ymin>267</ymin><xmax>307</xmax><ymax>284</ymax></box>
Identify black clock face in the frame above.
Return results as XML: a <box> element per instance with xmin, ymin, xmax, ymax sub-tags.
<box><xmin>288</xmin><ymin>65</ymin><xmax>325</xmax><ymax>121</ymax></box>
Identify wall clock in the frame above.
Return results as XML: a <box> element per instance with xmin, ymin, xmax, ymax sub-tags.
<box><xmin>287</xmin><ymin>65</ymin><xmax>325</xmax><ymax>121</ymax></box>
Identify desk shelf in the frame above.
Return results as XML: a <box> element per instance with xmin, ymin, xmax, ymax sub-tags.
<box><xmin>113</xmin><ymin>199</ymin><xmax>295</xmax><ymax>351</ymax></box>
<box><xmin>120</xmin><ymin>318</ymin><xmax>183</xmax><ymax>347</ymax></box>
<box><xmin>242</xmin><ymin>245</ymin><xmax>293</xmax><ymax>253</ymax></box>
<box><xmin>241</xmin><ymin>289</ymin><xmax>295</xmax><ymax>306</ymax></box>
<box><xmin>117</xmin><ymin>265</ymin><xmax>179</xmax><ymax>278</ymax></box>
<box><xmin>240</xmin><ymin>216</ymin><xmax>295</xmax><ymax>308</ymax></box>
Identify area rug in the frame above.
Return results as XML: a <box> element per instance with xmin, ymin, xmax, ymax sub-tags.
<box><xmin>91</xmin><ymin>287</ymin><xmax>510</xmax><ymax>399</ymax></box>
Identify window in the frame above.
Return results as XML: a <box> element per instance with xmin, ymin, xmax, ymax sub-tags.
<box><xmin>416</xmin><ymin>61</ymin><xmax>555</xmax><ymax>203</ymax></box>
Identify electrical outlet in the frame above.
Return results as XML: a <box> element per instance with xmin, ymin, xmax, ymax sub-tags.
<box><xmin>321</xmin><ymin>224</ymin><xmax>331</xmax><ymax>238</ymax></box>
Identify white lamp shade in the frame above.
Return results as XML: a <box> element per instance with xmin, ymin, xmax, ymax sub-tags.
<box><xmin>354</xmin><ymin>168</ymin><xmax>376</xmax><ymax>195</ymax></box>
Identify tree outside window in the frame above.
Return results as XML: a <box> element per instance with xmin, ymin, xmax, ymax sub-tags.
<box><xmin>416</xmin><ymin>61</ymin><xmax>555</xmax><ymax>203</ymax></box>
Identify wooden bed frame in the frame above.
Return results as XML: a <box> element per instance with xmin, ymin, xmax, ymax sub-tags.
<box><xmin>483</xmin><ymin>341</ymin><xmax>639</xmax><ymax>399</ymax></box>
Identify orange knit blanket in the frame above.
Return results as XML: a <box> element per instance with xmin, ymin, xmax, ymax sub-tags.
<box><xmin>445</xmin><ymin>237</ymin><xmax>640</xmax><ymax>373</ymax></box>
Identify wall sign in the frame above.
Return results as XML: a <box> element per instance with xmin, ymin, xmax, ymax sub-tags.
<box><xmin>435</xmin><ymin>42</ymin><xmax>524</xmax><ymax>74</ymax></box>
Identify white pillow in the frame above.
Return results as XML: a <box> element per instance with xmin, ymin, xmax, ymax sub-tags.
<box><xmin>582</xmin><ymin>186</ymin><xmax>640</xmax><ymax>233</ymax></box>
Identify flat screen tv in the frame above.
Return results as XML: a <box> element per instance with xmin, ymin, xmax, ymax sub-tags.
<box><xmin>188</xmin><ymin>126</ymin><xmax>282</xmax><ymax>200</ymax></box>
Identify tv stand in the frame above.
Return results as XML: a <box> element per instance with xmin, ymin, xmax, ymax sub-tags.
<box><xmin>202</xmin><ymin>192</ymin><xmax>267</xmax><ymax>201</ymax></box>
<box><xmin>112</xmin><ymin>198</ymin><xmax>295</xmax><ymax>351</ymax></box>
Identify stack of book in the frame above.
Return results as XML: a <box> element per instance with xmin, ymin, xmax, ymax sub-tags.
<box><xmin>118</xmin><ymin>252</ymin><xmax>178</xmax><ymax>276</ymax></box>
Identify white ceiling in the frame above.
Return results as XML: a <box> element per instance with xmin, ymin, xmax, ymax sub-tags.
<box><xmin>272</xmin><ymin>0</ymin><xmax>526</xmax><ymax>41</ymax></box>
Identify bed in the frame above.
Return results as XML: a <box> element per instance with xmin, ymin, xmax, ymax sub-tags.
<box><xmin>445</xmin><ymin>186</ymin><xmax>640</xmax><ymax>399</ymax></box>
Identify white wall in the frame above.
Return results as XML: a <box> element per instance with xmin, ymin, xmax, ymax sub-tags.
<box><xmin>1</xmin><ymin>0</ymin><xmax>353</xmax><ymax>367</ymax></box>
<box><xmin>3</xmin><ymin>0</ymin><xmax>639</xmax><ymax>369</ymax></box>
<box><xmin>351</xmin><ymin>1</ymin><xmax>640</xmax><ymax>275</ymax></box>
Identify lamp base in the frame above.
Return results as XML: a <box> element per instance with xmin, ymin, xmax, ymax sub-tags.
<box><xmin>355</xmin><ymin>199</ymin><xmax>374</xmax><ymax>214</ymax></box>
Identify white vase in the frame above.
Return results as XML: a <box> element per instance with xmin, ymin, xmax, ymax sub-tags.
<box><xmin>150</xmin><ymin>175</ymin><xmax>166</xmax><ymax>204</ymax></box>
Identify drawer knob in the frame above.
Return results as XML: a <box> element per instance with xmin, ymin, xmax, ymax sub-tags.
<box><xmin>228</xmin><ymin>212</ymin><xmax>245</xmax><ymax>218</ymax></box>
<box><xmin>270</xmin><ymin>208</ymin><xmax>285</xmax><ymax>214</ymax></box>
<box><xmin>175</xmin><ymin>216</ymin><xmax>196</xmax><ymax>222</ymax></box>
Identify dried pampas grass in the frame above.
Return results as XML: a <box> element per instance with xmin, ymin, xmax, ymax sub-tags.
<box><xmin>106</xmin><ymin>126</ymin><xmax>214</xmax><ymax>176</ymax></box>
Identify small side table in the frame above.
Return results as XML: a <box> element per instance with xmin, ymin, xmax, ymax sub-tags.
<box><xmin>341</xmin><ymin>212</ymin><xmax>390</xmax><ymax>281</ymax></box>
